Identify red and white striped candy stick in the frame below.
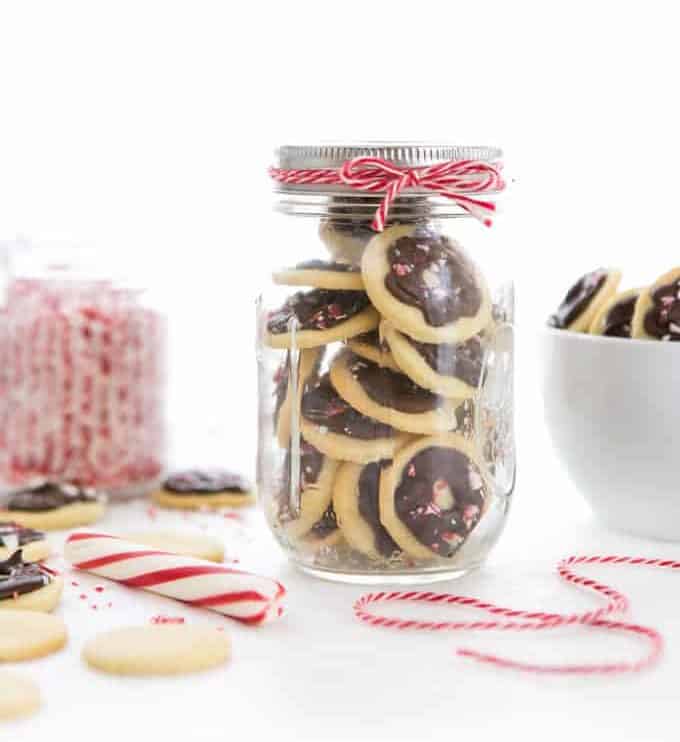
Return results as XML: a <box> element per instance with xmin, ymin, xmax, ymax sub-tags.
<box><xmin>65</xmin><ymin>532</ymin><xmax>286</xmax><ymax>625</ymax></box>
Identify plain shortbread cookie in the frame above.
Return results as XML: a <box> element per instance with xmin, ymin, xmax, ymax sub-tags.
<box><xmin>0</xmin><ymin>672</ymin><xmax>41</xmax><ymax>720</ymax></box>
<box><xmin>0</xmin><ymin>501</ymin><xmax>106</xmax><ymax>531</ymax></box>
<box><xmin>0</xmin><ymin>576</ymin><xmax>64</xmax><ymax>613</ymax></box>
<box><xmin>0</xmin><ymin>610</ymin><xmax>67</xmax><ymax>661</ymax></box>
<box><xmin>83</xmin><ymin>625</ymin><xmax>232</xmax><ymax>676</ymax></box>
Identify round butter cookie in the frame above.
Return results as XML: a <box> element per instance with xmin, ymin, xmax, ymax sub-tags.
<box><xmin>82</xmin><ymin>625</ymin><xmax>231</xmax><ymax>676</ymax></box>
<box><xmin>273</xmin><ymin>260</ymin><xmax>364</xmax><ymax>290</ymax></box>
<box><xmin>333</xmin><ymin>461</ymin><xmax>401</xmax><ymax>561</ymax></box>
<box><xmin>361</xmin><ymin>224</ymin><xmax>491</xmax><ymax>344</ymax></box>
<box><xmin>0</xmin><ymin>672</ymin><xmax>41</xmax><ymax>720</ymax></box>
<box><xmin>152</xmin><ymin>469</ymin><xmax>255</xmax><ymax>509</ymax></box>
<box><xmin>632</xmin><ymin>268</ymin><xmax>680</xmax><ymax>340</ymax></box>
<box><xmin>589</xmin><ymin>288</ymin><xmax>641</xmax><ymax>337</ymax></box>
<box><xmin>299</xmin><ymin>373</ymin><xmax>410</xmax><ymax>464</ymax></box>
<box><xmin>0</xmin><ymin>610</ymin><xmax>67</xmax><ymax>661</ymax></box>
<box><xmin>548</xmin><ymin>268</ymin><xmax>621</xmax><ymax>333</ymax></box>
<box><xmin>0</xmin><ymin>522</ymin><xmax>50</xmax><ymax>563</ymax></box>
<box><xmin>265</xmin><ymin>289</ymin><xmax>378</xmax><ymax>349</ymax></box>
<box><xmin>0</xmin><ymin>483</ymin><xmax>106</xmax><ymax>531</ymax></box>
<box><xmin>330</xmin><ymin>350</ymin><xmax>461</xmax><ymax>435</ymax></box>
<box><xmin>381</xmin><ymin>321</ymin><xmax>483</xmax><ymax>399</ymax></box>
<box><xmin>274</xmin><ymin>347</ymin><xmax>324</xmax><ymax>447</ymax></box>
<box><xmin>0</xmin><ymin>551</ymin><xmax>63</xmax><ymax>613</ymax></box>
<box><xmin>379</xmin><ymin>434</ymin><xmax>488</xmax><ymax>561</ymax></box>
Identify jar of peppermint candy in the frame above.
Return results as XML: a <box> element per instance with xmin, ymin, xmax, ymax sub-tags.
<box><xmin>0</xmin><ymin>239</ymin><xmax>167</xmax><ymax>499</ymax></box>
<box><xmin>258</xmin><ymin>144</ymin><xmax>515</xmax><ymax>583</ymax></box>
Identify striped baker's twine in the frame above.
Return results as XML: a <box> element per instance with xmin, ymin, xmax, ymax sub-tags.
<box><xmin>353</xmin><ymin>555</ymin><xmax>680</xmax><ymax>675</ymax></box>
<box><xmin>269</xmin><ymin>156</ymin><xmax>504</xmax><ymax>231</ymax></box>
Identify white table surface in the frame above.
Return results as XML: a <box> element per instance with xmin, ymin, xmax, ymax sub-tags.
<box><xmin>3</xmin><ymin>326</ymin><xmax>680</xmax><ymax>742</ymax></box>
<box><xmin>5</xmin><ymin>433</ymin><xmax>680</xmax><ymax>742</ymax></box>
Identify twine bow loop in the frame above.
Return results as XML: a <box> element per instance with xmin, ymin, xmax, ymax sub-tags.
<box><xmin>270</xmin><ymin>155</ymin><xmax>505</xmax><ymax>232</ymax></box>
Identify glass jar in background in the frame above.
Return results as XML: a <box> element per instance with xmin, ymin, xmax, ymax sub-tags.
<box><xmin>0</xmin><ymin>238</ymin><xmax>167</xmax><ymax>499</ymax></box>
<box><xmin>257</xmin><ymin>144</ymin><xmax>515</xmax><ymax>583</ymax></box>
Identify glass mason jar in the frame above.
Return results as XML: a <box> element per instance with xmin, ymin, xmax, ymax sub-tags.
<box><xmin>0</xmin><ymin>238</ymin><xmax>167</xmax><ymax>499</ymax></box>
<box><xmin>257</xmin><ymin>144</ymin><xmax>515</xmax><ymax>583</ymax></box>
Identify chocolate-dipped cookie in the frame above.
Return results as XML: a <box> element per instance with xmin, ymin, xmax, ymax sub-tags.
<box><xmin>273</xmin><ymin>440</ymin><xmax>340</xmax><ymax>539</ymax></box>
<box><xmin>298</xmin><ymin>504</ymin><xmax>344</xmax><ymax>553</ymax></box>
<box><xmin>589</xmin><ymin>288</ymin><xmax>641</xmax><ymax>337</ymax></box>
<box><xmin>265</xmin><ymin>289</ymin><xmax>379</xmax><ymax>349</ymax></box>
<box><xmin>381</xmin><ymin>321</ymin><xmax>484</xmax><ymax>399</ymax></box>
<box><xmin>0</xmin><ymin>523</ymin><xmax>50</xmax><ymax>563</ymax></box>
<box><xmin>346</xmin><ymin>329</ymin><xmax>401</xmax><ymax>372</ymax></box>
<box><xmin>0</xmin><ymin>483</ymin><xmax>107</xmax><ymax>531</ymax></box>
<box><xmin>152</xmin><ymin>470</ymin><xmax>255</xmax><ymax>509</ymax></box>
<box><xmin>362</xmin><ymin>224</ymin><xmax>491</xmax><ymax>344</ymax></box>
<box><xmin>299</xmin><ymin>372</ymin><xmax>410</xmax><ymax>464</ymax></box>
<box><xmin>632</xmin><ymin>268</ymin><xmax>680</xmax><ymax>340</ymax></box>
<box><xmin>0</xmin><ymin>551</ymin><xmax>64</xmax><ymax>613</ymax></box>
<box><xmin>548</xmin><ymin>268</ymin><xmax>621</xmax><ymax>333</ymax></box>
<box><xmin>330</xmin><ymin>350</ymin><xmax>461</xmax><ymax>435</ymax></box>
<box><xmin>273</xmin><ymin>260</ymin><xmax>364</xmax><ymax>290</ymax></box>
<box><xmin>333</xmin><ymin>461</ymin><xmax>401</xmax><ymax>561</ymax></box>
<box><xmin>274</xmin><ymin>347</ymin><xmax>324</xmax><ymax>447</ymax></box>
<box><xmin>319</xmin><ymin>219</ymin><xmax>375</xmax><ymax>265</ymax></box>
<box><xmin>379</xmin><ymin>434</ymin><xmax>488</xmax><ymax>561</ymax></box>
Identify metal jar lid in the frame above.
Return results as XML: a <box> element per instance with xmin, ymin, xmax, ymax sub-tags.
<box><xmin>272</xmin><ymin>143</ymin><xmax>504</xmax><ymax>221</ymax></box>
<box><xmin>275</xmin><ymin>143</ymin><xmax>502</xmax><ymax>170</ymax></box>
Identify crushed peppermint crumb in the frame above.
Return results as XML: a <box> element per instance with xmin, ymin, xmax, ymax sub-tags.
<box><xmin>151</xmin><ymin>615</ymin><xmax>186</xmax><ymax>625</ymax></box>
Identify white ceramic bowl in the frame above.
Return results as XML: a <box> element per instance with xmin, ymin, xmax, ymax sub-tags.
<box><xmin>542</xmin><ymin>328</ymin><xmax>680</xmax><ymax>540</ymax></box>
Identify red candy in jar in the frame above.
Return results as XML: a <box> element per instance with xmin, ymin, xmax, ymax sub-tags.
<box><xmin>0</xmin><ymin>240</ymin><xmax>167</xmax><ymax>497</ymax></box>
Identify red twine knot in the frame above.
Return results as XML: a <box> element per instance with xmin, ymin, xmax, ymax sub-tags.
<box><xmin>269</xmin><ymin>156</ymin><xmax>505</xmax><ymax>232</ymax></box>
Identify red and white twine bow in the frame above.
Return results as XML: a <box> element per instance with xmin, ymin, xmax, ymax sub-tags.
<box><xmin>269</xmin><ymin>156</ymin><xmax>505</xmax><ymax>231</ymax></box>
<box><xmin>354</xmin><ymin>555</ymin><xmax>680</xmax><ymax>675</ymax></box>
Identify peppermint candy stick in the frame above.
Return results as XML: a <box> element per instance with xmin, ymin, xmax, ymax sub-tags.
<box><xmin>65</xmin><ymin>532</ymin><xmax>286</xmax><ymax>625</ymax></box>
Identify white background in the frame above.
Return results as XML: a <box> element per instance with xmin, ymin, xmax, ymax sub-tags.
<box><xmin>2</xmin><ymin>1</ymin><xmax>680</xmax><ymax>740</ymax></box>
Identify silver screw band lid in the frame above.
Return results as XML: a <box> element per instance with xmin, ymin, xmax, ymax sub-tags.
<box><xmin>275</xmin><ymin>143</ymin><xmax>502</xmax><ymax>170</ymax></box>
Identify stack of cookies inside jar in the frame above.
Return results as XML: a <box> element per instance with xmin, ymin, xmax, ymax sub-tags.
<box><xmin>259</xmin><ymin>145</ymin><xmax>514</xmax><ymax>581</ymax></box>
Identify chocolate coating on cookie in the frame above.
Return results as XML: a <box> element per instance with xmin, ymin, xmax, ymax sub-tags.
<box><xmin>394</xmin><ymin>447</ymin><xmax>485</xmax><ymax>557</ymax></box>
<box><xmin>602</xmin><ymin>295</ymin><xmax>637</xmax><ymax>338</ymax></box>
<box><xmin>347</xmin><ymin>353</ymin><xmax>442</xmax><ymax>414</ymax></box>
<box><xmin>7</xmin><ymin>483</ymin><xmax>100</xmax><ymax>513</ymax></box>
<box><xmin>281</xmin><ymin>440</ymin><xmax>325</xmax><ymax>494</ymax></box>
<box><xmin>292</xmin><ymin>260</ymin><xmax>360</xmax><ymax>274</ymax></box>
<box><xmin>548</xmin><ymin>269</ymin><xmax>607</xmax><ymax>329</ymax></box>
<box><xmin>308</xmin><ymin>505</ymin><xmax>339</xmax><ymax>540</ymax></box>
<box><xmin>0</xmin><ymin>523</ymin><xmax>44</xmax><ymax>549</ymax></box>
<box><xmin>384</xmin><ymin>229</ymin><xmax>482</xmax><ymax>327</ymax></box>
<box><xmin>164</xmin><ymin>470</ymin><xmax>251</xmax><ymax>495</ymax></box>
<box><xmin>643</xmin><ymin>278</ymin><xmax>680</xmax><ymax>340</ymax></box>
<box><xmin>273</xmin><ymin>354</ymin><xmax>291</xmax><ymax>425</ymax></box>
<box><xmin>405</xmin><ymin>335</ymin><xmax>483</xmax><ymax>387</ymax></box>
<box><xmin>0</xmin><ymin>551</ymin><xmax>50</xmax><ymax>601</ymax></box>
<box><xmin>301</xmin><ymin>374</ymin><xmax>395</xmax><ymax>440</ymax></box>
<box><xmin>267</xmin><ymin>290</ymin><xmax>370</xmax><ymax>335</ymax></box>
<box><xmin>351</xmin><ymin>329</ymin><xmax>383</xmax><ymax>349</ymax></box>
<box><xmin>357</xmin><ymin>462</ymin><xmax>400</xmax><ymax>558</ymax></box>
<box><xmin>277</xmin><ymin>440</ymin><xmax>326</xmax><ymax>523</ymax></box>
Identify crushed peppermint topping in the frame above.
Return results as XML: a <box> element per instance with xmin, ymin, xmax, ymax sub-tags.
<box><xmin>468</xmin><ymin>466</ymin><xmax>484</xmax><ymax>491</ymax></box>
<box><xmin>432</xmin><ymin>478</ymin><xmax>455</xmax><ymax>510</ymax></box>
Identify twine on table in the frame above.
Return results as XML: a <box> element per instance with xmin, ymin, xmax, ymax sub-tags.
<box><xmin>269</xmin><ymin>156</ymin><xmax>505</xmax><ymax>231</ymax></box>
<box><xmin>354</xmin><ymin>555</ymin><xmax>680</xmax><ymax>675</ymax></box>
